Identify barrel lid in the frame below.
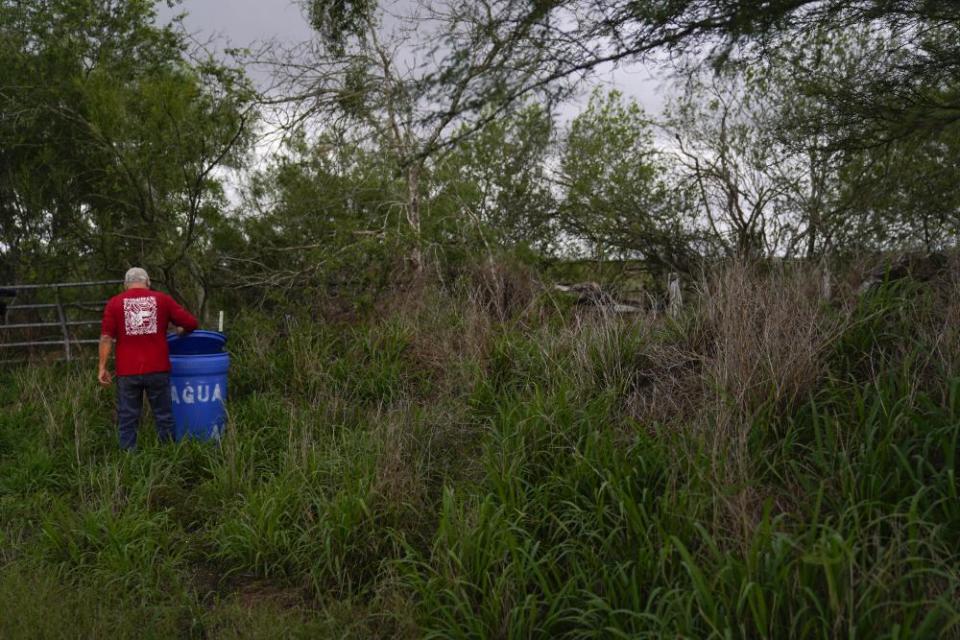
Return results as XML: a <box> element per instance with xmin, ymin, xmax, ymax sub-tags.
<box><xmin>167</xmin><ymin>329</ymin><xmax>227</xmax><ymax>355</ymax></box>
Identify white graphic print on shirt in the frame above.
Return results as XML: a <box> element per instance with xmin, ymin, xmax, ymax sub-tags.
<box><xmin>123</xmin><ymin>297</ymin><xmax>158</xmax><ymax>335</ymax></box>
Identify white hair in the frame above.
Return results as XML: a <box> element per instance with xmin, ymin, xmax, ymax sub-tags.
<box><xmin>124</xmin><ymin>267</ymin><xmax>150</xmax><ymax>286</ymax></box>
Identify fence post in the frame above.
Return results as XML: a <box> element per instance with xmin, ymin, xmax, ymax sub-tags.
<box><xmin>54</xmin><ymin>285</ymin><xmax>71</xmax><ymax>361</ymax></box>
<box><xmin>668</xmin><ymin>272</ymin><xmax>683</xmax><ymax>317</ymax></box>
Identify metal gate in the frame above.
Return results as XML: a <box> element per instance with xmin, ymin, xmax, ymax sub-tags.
<box><xmin>0</xmin><ymin>280</ymin><xmax>122</xmax><ymax>363</ymax></box>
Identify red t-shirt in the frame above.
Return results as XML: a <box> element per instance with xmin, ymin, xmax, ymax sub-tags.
<box><xmin>101</xmin><ymin>288</ymin><xmax>199</xmax><ymax>376</ymax></box>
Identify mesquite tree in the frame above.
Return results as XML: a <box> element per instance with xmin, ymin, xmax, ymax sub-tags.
<box><xmin>0</xmin><ymin>0</ymin><xmax>254</xmax><ymax>309</ymax></box>
<box><xmin>260</xmin><ymin>0</ymin><xmax>561</xmax><ymax>271</ymax></box>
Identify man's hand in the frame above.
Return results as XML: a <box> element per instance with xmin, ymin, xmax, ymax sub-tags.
<box><xmin>98</xmin><ymin>367</ymin><xmax>112</xmax><ymax>387</ymax></box>
<box><xmin>175</xmin><ymin>326</ymin><xmax>186</xmax><ymax>336</ymax></box>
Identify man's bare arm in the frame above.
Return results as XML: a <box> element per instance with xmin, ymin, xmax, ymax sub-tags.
<box><xmin>98</xmin><ymin>336</ymin><xmax>113</xmax><ymax>386</ymax></box>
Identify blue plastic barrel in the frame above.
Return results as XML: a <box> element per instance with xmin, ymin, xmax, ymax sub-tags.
<box><xmin>166</xmin><ymin>330</ymin><xmax>229</xmax><ymax>442</ymax></box>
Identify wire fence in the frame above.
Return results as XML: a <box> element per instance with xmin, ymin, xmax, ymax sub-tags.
<box><xmin>0</xmin><ymin>280</ymin><xmax>122</xmax><ymax>364</ymax></box>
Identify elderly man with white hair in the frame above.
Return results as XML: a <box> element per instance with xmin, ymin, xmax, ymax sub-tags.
<box><xmin>99</xmin><ymin>267</ymin><xmax>198</xmax><ymax>450</ymax></box>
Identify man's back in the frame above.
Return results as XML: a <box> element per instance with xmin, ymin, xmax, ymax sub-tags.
<box><xmin>101</xmin><ymin>288</ymin><xmax>198</xmax><ymax>376</ymax></box>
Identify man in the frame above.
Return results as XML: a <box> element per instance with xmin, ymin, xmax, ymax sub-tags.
<box><xmin>99</xmin><ymin>267</ymin><xmax>198</xmax><ymax>450</ymax></box>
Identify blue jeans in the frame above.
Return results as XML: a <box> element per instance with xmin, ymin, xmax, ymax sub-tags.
<box><xmin>117</xmin><ymin>372</ymin><xmax>174</xmax><ymax>450</ymax></box>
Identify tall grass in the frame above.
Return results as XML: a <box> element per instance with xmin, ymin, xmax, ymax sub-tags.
<box><xmin>1</xmin><ymin>262</ymin><xmax>959</xmax><ymax>638</ymax></box>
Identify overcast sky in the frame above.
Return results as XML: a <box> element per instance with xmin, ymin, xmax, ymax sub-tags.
<box><xmin>156</xmin><ymin>0</ymin><xmax>671</xmax><ymax>120</ymax></box>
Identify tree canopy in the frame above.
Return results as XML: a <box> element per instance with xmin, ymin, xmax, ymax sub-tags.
<box><xmin>422</xmin><ymin>0</ymin><xmax>960</xmax><ymax>146</ymax></box>
<box><xmin>3</xmin><ymin>0</ymin><xmax>959</xmax><ymax>308</ymax></box>
<box><xmin>0</xmin><ymin>0</ymin><xmax>254</xmax><ymax>308</ymax></box>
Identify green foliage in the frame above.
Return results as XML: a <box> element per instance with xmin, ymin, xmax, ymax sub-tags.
<box><xmin>0</xmin><ymin>0</ymin><xmax>254</xmax><ymax>306</ymax></box>
<box><xmin>307</xmin><ymin>0</ymin><xmax>377</xmax><ymax>54</ymax></box>
<box><xmin>227</xmin><ymin>133</ymin><xmax>404</xmax><ymax>310</ymax></box>
<box><xmin>836</xmin><ymin>130</ymin><xmax>960</xmax><ymax>251</ymax></box>
<box><xmin>560</xmin><ymin>89</ymin><xmax>692</xmax><ymax>266</ymax></box>
<box><xmin>432</xmin><ymin>104</ymin><xmax>557</xmax><ymax>256</ymax></box>
<box><xmin>429</xmin><ymin>0</ymin><xmax>960</xmax><ymax>149</ymax></box>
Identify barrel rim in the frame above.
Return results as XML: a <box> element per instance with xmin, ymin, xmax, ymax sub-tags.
<box><xmin>169</xmin><ymin>352</ymin><xmax>230</xmax><ymax>359</ymax></box>
<box><xmin>167</xmin><ymin>329</ymin><xmax>227</xmax><ymax>343</ymax></box>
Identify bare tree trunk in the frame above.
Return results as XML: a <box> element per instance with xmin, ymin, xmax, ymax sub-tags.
<box><xmin>806</xmin><ymin>210</ymin><xmax>820</xmax><ymax>258</ymax></box>
<box><xmin>819</xmin><ymin>262</ymin><xmax>832</xmax><ymax>301</ymax></box>
<box><xmin>806</xmin><ymin>149</ymin><xmax>823</xmax><ymax>258</ymax></box>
